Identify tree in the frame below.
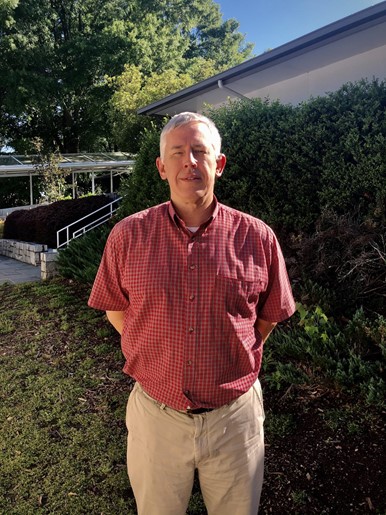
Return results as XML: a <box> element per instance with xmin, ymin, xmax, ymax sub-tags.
<box><xmin>0</xmin><ymin>0</ymin><xmax>143</xmax><ymax>153</ymax></box>
<box><xmin>106</xmin><ymin>0</ymin><xmax>254</xmax><ymax>153</ymax></box>
<box><xmin>107</xmin><ymin>59</ymin><xmax>220</xmax><ymax>152</ymax></box>
<box><xmin>0</xmin><ymin>0</ymin><xmax>253</xmax><ymax>154</ymax></box>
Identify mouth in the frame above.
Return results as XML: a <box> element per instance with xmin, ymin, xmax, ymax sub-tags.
<box><xmin>182</xmin><ymin>175</ymin><xmax>200</xmax><ymax>181</ymax></box>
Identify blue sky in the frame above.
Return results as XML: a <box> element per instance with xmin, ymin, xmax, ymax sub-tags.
<box><xmin>217</xmin><ymin>0</ymin><xmax>384</xmax><ymax>55</ymax></box>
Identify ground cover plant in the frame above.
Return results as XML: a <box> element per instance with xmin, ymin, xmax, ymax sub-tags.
<box><xmin>1</xmin><ymin>279</ymin><xmax>385</xmax><ymax>514</ymax></box>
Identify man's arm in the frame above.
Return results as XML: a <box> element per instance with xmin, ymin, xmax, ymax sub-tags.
<box><xmin>106</xmin><ymin>310</ymin><xmax>125</xmax><ymax>335</ymax></box>
<box><xmin>256</xmin><ymin>318</ymin><xmax>277</xmax><ymax>343</ymax></box>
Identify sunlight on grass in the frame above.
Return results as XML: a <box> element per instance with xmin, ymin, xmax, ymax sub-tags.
<box><xmin>0</xmin><ymin>280</ymin><xmax>135</xmax><ymax>514</ymax></box>
<box><xmin>0</xmin><ymin>279</ymin><xmax>208</xmax><ymax>514</ymax></box>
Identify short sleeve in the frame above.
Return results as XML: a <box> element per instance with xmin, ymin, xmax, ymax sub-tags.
<box><xmin>257</xmin><ymin>230</ymin><xmax>296</xmax><ymax>322</ymax></box>
<box><xmin>88</xmin><ymin>223</ymin><xmax>130</xmax><ymax>311</ymax></box>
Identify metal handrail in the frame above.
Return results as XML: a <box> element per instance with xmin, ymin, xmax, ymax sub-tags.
<box><xmin>56</xmin><ymin>197</ymin><xmax>121</xmax><ymax>248</ymax></box>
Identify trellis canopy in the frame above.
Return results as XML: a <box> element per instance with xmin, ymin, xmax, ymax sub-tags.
<box><xmin>0</xmin><ymin>152</ymin><xmax>135</xmax><ymax>206</ymax></box>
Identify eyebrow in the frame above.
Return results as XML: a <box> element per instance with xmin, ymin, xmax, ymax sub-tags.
<box><xmin>169</xmin><ymin>142</ymin><xmax>210</xmax><ymax>154</ymax></box>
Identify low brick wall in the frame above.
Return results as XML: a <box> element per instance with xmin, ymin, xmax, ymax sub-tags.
<box><xmin>0</xmin><ymin>239</ymin><xmax>59</xmax><ymax>279</ymax></box>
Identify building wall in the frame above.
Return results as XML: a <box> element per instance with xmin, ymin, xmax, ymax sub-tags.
<box><xmin>246</xmin><ymin>44</ymin><xmax>386</xmax><ymax>105</ymax></box>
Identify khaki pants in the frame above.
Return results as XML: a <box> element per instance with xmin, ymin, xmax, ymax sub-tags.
<box><xmin>126</xmin><ymin>381</ymin><xmax>265</xmax><ymax>515</ymax></box>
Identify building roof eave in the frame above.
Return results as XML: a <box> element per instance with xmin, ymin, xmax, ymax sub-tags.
<box><xmin>137</xmin><ymin>1</ymin><xmax>386</xmax><ymax>116</ymax></box>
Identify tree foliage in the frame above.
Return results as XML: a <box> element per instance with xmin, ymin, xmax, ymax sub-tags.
<box><xmin>0</xmin><ymin>0</ymin><xmax>253</xmax><ymax>154</ymax></box>
<box><xmin>107</xmin><ymin>59</ymin><xmax>220</xmax><ymax>152</ymax></box>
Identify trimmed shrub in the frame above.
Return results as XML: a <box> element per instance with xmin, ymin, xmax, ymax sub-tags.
<box><xmin>117</xmin><ymin>129</ymin><xmax>168</xmax><ymax>218</ymax></box>
<box><xmin>57</xmin><ymin>224</ymin><xmax>111</xmax><ymax>283</ymax></box>
<box><xmin>208</xmin><ymin>78</ymin><xmax>386</xmax><ymax>231</ymax></box>
<box><xmin>116</xmin><ymin>79</ymin><xmax>386</xmax><ymax>234</ymax></box>
<box><xmin>3</xmin><ymin>195</ymin><xmax>113</xmax><ymax>248</ymax></box>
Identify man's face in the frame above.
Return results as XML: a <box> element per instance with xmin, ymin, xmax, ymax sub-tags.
<box><xmin>156</xmin><ymin>122</ymin><xmax>226</xmax><ymax>207</ymax></box>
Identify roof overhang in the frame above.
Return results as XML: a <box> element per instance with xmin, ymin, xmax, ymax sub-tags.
<box><xmin>0</xmin><ymin>153</ymin><xmax>135</xmax><ymax>179</ymax></box>
<box><xmin>138</xmin><ymin>1</ymin><xmax>386</xmax><ymax>116</ymax></box>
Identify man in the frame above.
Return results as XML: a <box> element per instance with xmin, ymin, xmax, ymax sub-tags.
<box><xmin>88</xmin><ymin>112</ymin><xmax>296</xmax><ymax>515</ymax></box>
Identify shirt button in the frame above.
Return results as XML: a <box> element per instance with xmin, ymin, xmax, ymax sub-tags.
<box><xmin>189</xmin><ymin>294</ymin><xmax>195</xmax><ymax>301</ymax></box>
<box><xmin>184</xmin><ymin>390</ymin><xmax>190</xmax><ymax>396</ymax></box>
<box><xmin>188</xmin><ymin>327</ymin><xmax>194</xmax><ymax>333</ymax></box>
<box><xmin>187</xmin><ymin>360</ymin><xmax>192</xmax><ymax>365</ymax></box>
<box><xmin>189</xmin><ymin>264</ymin><xmax>196</xmax><ymax>270</ymax></box>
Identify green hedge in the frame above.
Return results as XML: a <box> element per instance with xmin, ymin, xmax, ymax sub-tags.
<box><xmin>117</xmin><ymin>129</ymin><xmax>169</xmax><ymax>218</ymax></box>
<box><xmin>209</xmin><ymin>79</ymin><xmax>386</xmax><ymax>231</ymax></box>
<box><xmin>61</xmin><ymin>79</ymin><xmax>386</xmax><ymax>293</ymax></box>
<box><xmin>4</xmin><ymin>195</ymin><xmax>113</xmax><ymax>248</ymax></box>
<box><xmin>117</xmin><ymin>79</ymin><xmax>386</xmax><ymax>233</ymax></box>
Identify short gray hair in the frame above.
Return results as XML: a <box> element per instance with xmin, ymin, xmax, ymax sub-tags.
<box><xmin>160</xmin><ymin>112</ymin><xmax>222</xmax><ymax>159</ymax></box>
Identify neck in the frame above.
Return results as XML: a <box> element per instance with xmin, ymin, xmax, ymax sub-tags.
<box><xmin>172</xmin><ymin>196</ymin><xmax>215</xmax><ymax>227</ymax></box>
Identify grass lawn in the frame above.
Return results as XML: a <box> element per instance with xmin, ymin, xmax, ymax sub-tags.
<box><xmin>1</xmin><ymin>279</ymin><xmax>385</xmax><ymax>514</ymax></box>
<box><xmin>0</xmin><ymin>279</ymin><xmax>138</xmax><ymax>514</ymax></box>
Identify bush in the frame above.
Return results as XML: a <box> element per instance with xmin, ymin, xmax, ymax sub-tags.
<box><xmin>117</xmin><ymin>129</ymin><xmax>168</xmax><ymax>218</ymax></box>
<box><xmin>57</xmin><ymin>224</ymin><xmax>111</xmax><ymax>283</ymax></box>
<box><xmin>263</xmin><ymin>304</ymin><xmax>386</xmax><ymax>407</ymax></box>
<box><xmin>116</xmin><ymin>79</ymin><xmax>386</xmax><ymax>234</ymax></box>
<box><xmin>3</xmin><ymin>195</ymin><xmax>113</xmax><ymax>248</ymax></box>
<box><xmin>208</xmin><ymin>78</ymin><xmax>386</xmax><ymax>232</ymax></box>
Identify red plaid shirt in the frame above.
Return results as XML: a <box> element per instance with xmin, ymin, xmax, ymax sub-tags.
<box><xmin>88</xmin><ymin>199</ymin><xmax>295</xmax><ymax>410</ymax></box>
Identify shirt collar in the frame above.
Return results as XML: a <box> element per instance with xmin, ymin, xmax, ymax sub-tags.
<box><xmin>168</xmin><ymin>196</ymin><xmax>219</xmax><ymax>232</ymax></box>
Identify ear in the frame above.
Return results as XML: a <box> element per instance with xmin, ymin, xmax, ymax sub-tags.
<box><xmin>156</xmin><ymin>157</ymin><xmax>167</xmax><ymax>181</ymax></box>
<box><xmin>215</xmin><ymin>154</ymin><xmax>226</xmax><ymax>178</ymax></box>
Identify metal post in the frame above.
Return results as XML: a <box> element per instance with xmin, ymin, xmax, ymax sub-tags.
<box><xmin>30</xmin><ymin>174</ymin><xmax>33</xmax><ymax>205</ymax></box>
<box><xmin>72</xmin><ymin>172</ymin><xmax>75</xmax><ymax>199</ymax></box>
<box><xmin>110</xmin><ymin>170</ymin><xmax>113</xmax><ymax>193</ymax></box>
<box><xmin>91</xmin><ymin>171</ymin><xmax>95</xmax><ymax>194</ymax></box>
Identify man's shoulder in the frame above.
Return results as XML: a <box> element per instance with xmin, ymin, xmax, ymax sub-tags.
<box><xmin>218</xmin><ymin>203</ymin><xmax>273</xmax><ymax>236</ymax></box>
<box><xmin>114</xmin><ymin>202</ymin><xmax>169</xmax><ymax>230</ymax></box>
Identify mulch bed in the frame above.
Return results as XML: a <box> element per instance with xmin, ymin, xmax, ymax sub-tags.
<box><xmin>259</xmin><ymin>385</ymin><xmax>386</xmax><ymax>514</ymax></box>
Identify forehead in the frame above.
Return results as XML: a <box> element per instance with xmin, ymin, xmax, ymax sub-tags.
<box><xmin>164</xmin><ymin>122</ymin><xmax>212</xmax><ymax>147</ymax></box>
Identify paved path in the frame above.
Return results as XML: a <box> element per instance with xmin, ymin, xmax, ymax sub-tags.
<box><xmin>0</xmin><ymin>255</ymin><xmax>41</xmax><ymax>285</ymax></box>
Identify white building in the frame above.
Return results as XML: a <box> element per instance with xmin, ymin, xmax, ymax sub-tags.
<box><xmin>138</xmin><ymin>1</ymin><xmax>386</xmax><ymax>115</ymax></box>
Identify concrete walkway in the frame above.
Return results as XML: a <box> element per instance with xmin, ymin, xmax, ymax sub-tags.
<box><xmin>0</xmin><ymin>255</ymin><xmax>41</xmax><ymax>285</ymax></box>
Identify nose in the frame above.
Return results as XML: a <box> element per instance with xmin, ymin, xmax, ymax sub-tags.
<box><xmin>184</xmin><ymin>151</ymin><xmax>198</xmax><ymax>168</ymax></box>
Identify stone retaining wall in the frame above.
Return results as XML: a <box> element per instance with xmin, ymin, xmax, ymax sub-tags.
<box><xmin>40</xmin><ymin>250</ymin><xmax>59</xmax><ymax>280</ymax></box>
<box><xmin>0</xmin><ymin>239</ymin><xmax>59</xmax><ymax>279</ymax></box>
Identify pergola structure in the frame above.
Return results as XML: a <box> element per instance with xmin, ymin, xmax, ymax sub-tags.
<box><xmin>0</xmin><ymin>152</ymin><xmax>135</xmax><ymax>206</ymax></box>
